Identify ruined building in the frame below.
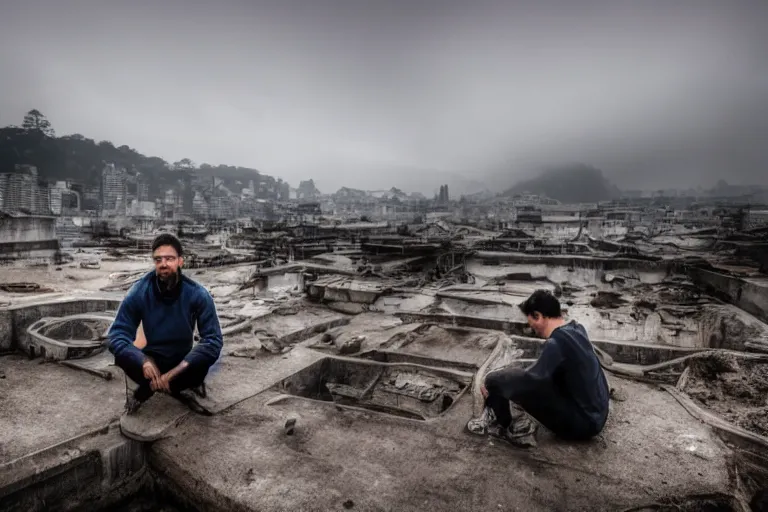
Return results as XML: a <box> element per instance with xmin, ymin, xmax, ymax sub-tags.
<box><xmin>100</xmin><ymin>163</ymin><xmax>128</xmax><ymax>215</ymax></box>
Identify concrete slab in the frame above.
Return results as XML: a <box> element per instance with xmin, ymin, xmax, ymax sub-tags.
<box><xmin>119</xmin><ymin>393</ymin><xmax>192</xmax><ymax>442</ymax></box>
<box><xmin>60</xmin><ymin>350</ymin><xmax>116</xmax><ymax>380</ymax></box>
<box><xmin>151</xmin><ymin>376</ymin><xmax>735</xmax><ymax>511</ymax></box>
<box><xmin>252</xmin><ymin>306</ymin><xmax>350</xmax><ymax>346</ymax></box>
<box><xmin>381</xmin><ymin>324</ymin><xmax>501</xmax><ymax>367</ymax></box>
<box><xmin>195</xmin><ymin>347</ymin><xmax>325</xmax><ymax>414</ymax></box>
<box><xmin>0</xmin><ymin>355</ymin><xmax>124</xmax><ymax>464</ymax></box>
<box><xmin>119</xmin><ymin>347</ymin><xmax>325</xmax><ymax>442</ymax></box>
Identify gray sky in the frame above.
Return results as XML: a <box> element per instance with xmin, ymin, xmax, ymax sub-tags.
<box><xmin>1</xmin><ymin>0</ymin><xmax>767</xmax><ymax>194</ymax></box>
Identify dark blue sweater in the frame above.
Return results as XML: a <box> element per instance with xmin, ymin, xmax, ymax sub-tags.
<box><xmin>511</xmin><ymin>321</ymin><xmax>609</xmax><ymax>431</ymax></box>
<box><xmin>107</xmin><ymin>271</ymin><xmax>223</xmax><ymax>370</ymax></box>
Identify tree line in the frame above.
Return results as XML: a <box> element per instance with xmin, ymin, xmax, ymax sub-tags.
<box><xmin>0</xmin><ymin>109</ymin><xmax>287</xmax><ymax>200</ymax></box>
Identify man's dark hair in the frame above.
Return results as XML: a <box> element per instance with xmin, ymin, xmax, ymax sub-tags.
<box><xmin>519</xmin><ymin>289</ymin><xmax>561</xmax><ymax>318</ymax></box>
<box><xmin>151</xmin><ymin>233</ymin><xmax>183</xmax><ymax>256</ymax></box>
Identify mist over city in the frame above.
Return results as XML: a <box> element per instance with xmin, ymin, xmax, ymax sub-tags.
<box><xmin>1</xmin><ymin>2</ymin><xmax>768</xmax><ymax>512</ymax></box>
<box><xmin>2</xmin><ymin>0</ymin><xmax>767</xmax><ymax>194</ymax></box>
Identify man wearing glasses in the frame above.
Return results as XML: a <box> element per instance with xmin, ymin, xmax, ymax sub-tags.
<box><xmin>108</xmin><ymin>233</ymin><xmax>223</xmax><ymax>414</ymax></box>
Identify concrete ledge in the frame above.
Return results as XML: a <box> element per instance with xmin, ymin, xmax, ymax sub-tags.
<box><xmin>150</xmin><ymin>448</ymin><xmax>252</xmax><ymax>512</ymax></box>
<box><xmin>0</xmin><ymin>298</ymin><xmax>120</xmax><ymax>352</ymax></box>
<box><xmin>473</xmin><ymin>251</ymin><xmax>673</xmax><ymax>271</ymax></box>
<box><xmin>254</xmin><ymin>262</ymin><xmax>359</xmax><ymax>277</ymax></box>
<box><xmin>394</xmin><ymin>313</ymin><xmax>706</xmax><ymax>365</ymax></box>
<box><xmin>23</xmin><ymin>314</ymin><xmax>113</xmax><ymax>361</ymax></box>
<box><xmin>0</xmin><ymin>450</ymin><xmax>102</xmax><ymax>511</ymax></box>
<box><xmin>394</xmin><ymin>311</ymin><xmax>529</xmax><ymax>335</ymax></box>
<box><xmin>508</xmin><ymin>334</ymin><xmax>703</xmax><ymax>366</ymax></box>
<box><xmin>688</xmin><ymin>267</ymin><xmax>768</xmax><ymax>325</ymax></box>
<box><xmin>276</xmin><ymin>316</ymin><xmax>351</xmax><ymax>346</ymax></box>
<box><xmin>0</xmin><ymin>425</ymin><xmax>145</xmax><ymax>512</ymax></box>
<box><xmin>591</xmin><ymin>338</ymin><xmax>703</xmax><ymax>366</ymax></box>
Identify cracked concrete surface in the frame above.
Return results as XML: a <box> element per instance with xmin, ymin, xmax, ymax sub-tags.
<box><xmin>2</xmin><ymin>246</ymin><xmax>768</xmax><ymax>511</ymax></box>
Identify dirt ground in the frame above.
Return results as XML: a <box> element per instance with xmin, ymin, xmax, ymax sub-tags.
<box><xmin>683</xmin><ymin>353</ymin><xmax>768</xmax><ymax>437</ymax></box>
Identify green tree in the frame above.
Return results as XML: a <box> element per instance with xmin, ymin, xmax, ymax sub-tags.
<box><xmin>21</xmin><ymin>109</ymin><xmax>55</xmax><ymax>137</ymax></box>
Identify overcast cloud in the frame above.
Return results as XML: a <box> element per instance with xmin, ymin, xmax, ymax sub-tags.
<box><xmin>1</xmin><ymin>0</ymin><xmax>766</xmax><ymax>194</ymax></box>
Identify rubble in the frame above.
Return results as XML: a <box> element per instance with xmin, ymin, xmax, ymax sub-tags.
<box><xmin>590</xmin><ymin>291</ymin><xmax>627</xmax><ymax>309</ymax></box>
<box><xmin>3</xmin><ymin>197</ymin><xmax>768</xmax><ymax>510</ymax></box>
<box><xmin>0</xmin><ymin>282</ymin><xmax>53</xmax><ymax>293</ymax></box>
<box><xmin>681</xmin><ymin>353</ymin><xmax>768</xmax><ymax>437</ymax></box>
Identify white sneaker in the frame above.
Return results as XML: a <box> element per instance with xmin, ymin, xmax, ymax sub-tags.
<box><xmin>466</xmin><ymin>407</ymin><xmax>497</xmax><ymax>435</ymax></box>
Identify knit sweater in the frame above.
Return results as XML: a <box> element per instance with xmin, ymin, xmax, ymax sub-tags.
<box><xmin>107</xmin><ymin>270</ymin><xmax>223</xmax><ymax>369</ymax></box>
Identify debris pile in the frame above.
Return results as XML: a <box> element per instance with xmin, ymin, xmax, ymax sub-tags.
<box><xmin>683</xmin><ymin>353</ymin><xmax>768</xmax><ymax>437</ymax></box>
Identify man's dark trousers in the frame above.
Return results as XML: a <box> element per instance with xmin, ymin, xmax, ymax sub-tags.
<box><xmin>484</xmin><ymin>366</ymin><xmax>599</xmax><ymax>440</ymax></box>
<box><xmin>115</xmin><ymin>348</ymin><xmax>211</xmax><ymax>401</ymax></box>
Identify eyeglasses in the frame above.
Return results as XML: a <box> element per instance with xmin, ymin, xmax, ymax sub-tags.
<box><xmin>153</xmin><ymin>255</ymin><xmax>178</xmax><ymax>264</ymax></box>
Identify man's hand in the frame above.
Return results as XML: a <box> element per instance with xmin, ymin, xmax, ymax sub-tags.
<box><xmin>155</xmin><ymin>373</ymin><xmax>172</xmax><ymax>393</ymax></box>
<box><xmin>142</xmin><ymin>358</ymin><xmax>162</xmax><ymax>388</ymax></box>
<box><xmin>155</xmin><ymin>361</ymin><xmax>190</xmax><ymax>394</ymax></box>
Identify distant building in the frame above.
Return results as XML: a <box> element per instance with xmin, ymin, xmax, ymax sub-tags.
<box><xmin>210</xmin><ymin>195</ymin><xmax>235</xmax><ymax>219</ymax></box>
<box><xmin>136</xmin><ymin>175</ymin><xmax>150</xmax><ymax>202</ymax></box>
<box><xmin>0</xmin><ymin>165</ymin><xmax>37</xmax><ymax>213</ymax></box>
<box><xmin>192</xmin><ymin>192</ymin><xmax>209</xmax><ymax>219</ymax></box>
<box><xmin>48</xmin><ymin>181</ymin><xmax>80</xmax><ymax>215</ymax></box>
<box><xmin>181</xmin><ymin>174</ymin><xmax>194</xmax><ymax>214</ymax></box>
<box><xmin>438</xmin><ymin>184</ymin><xmax>450</xmax><ymax>204</ymax></box>
<box><xmin>745</xmin><ymin>209</ymin><xmax>768</xmax><ymax>230</ymax></box>
<box><xmin>82</xmin><ymin>185</ymin><xmax>101</xmax><ymax>211</ymax></box>
<box><xmin>129</xmin><ymin>199</ymin><xmax>157</xmax><ymax>219</ymax></box>
<box><xmin>0</xmin><ymin>165</ymin><xmax>57</xmax><ymax>216</ymax></box>
<box><xmin>101</xmin><ymin>163</ymin><xmax>128</xmax><ymax>215</ymax></box>
<box><xmin>0</xmin><ymin>210</ymin><xmax>59</xmax><ymax>262</ymax></box>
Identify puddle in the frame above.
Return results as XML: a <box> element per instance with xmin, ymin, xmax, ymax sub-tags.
<box><xmin>271</xmin><ymin>357</ymin><xmax>471</xmax><ymax>421</ymax></box>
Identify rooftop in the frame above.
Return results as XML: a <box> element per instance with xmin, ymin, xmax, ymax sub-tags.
<box><xmin>1</xmin><ymin>218</ymin><xmax>767</xmax><ymax>511</ymax></box>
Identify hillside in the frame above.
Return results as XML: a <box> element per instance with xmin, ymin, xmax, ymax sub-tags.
<box><xmin>503</xmin><ymin>164</ymin><xmax>620</xmax><ymax>203</ymax></box>
<box><xmin>0</xmin><ymin>109</ymin><xmax>288</xmax><ymax>200</ymax></box>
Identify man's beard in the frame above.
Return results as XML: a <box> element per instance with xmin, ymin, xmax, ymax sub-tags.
<box><xmin>157</xmin><ymin>269</ymin><xmax>180</xmax><ymax>291</ymax></box>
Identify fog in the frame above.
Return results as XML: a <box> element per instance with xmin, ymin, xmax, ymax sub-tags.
<box><xmin>1</xmin><ymin>0</ymin><xmax>766</xmax><ymax>194</ymax></box>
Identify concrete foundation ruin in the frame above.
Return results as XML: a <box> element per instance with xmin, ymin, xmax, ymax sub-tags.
<box><xmin>2</xmin><ymin>214</ymin><xmax>768</xmax><ymax>511</ymax></box>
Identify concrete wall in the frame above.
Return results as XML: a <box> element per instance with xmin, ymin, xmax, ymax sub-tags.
<box><xmin>0</xmin><ymin>239</ymin><xmax>59</xmax><ymax>261</ymax></box>
<box><xmin>467</xmin><ymin>258</ymin><xmax>669</xmax><ymax>290</ymax></box>
<box><xmin>0</xmin><ymin>430</ymin><xmax>146</xmax><ymax>512</ymax></box>
<box><xmin>472</xmin><ymin>251</ymin><xmax>671</xmax><ymax>273</ymax></box>
<box><xmin>0</xmin><ymin>298</ymin><xmax>120</xmax><ymax>353</ymax></box>
<box><xmin>688</xmin><ymin>268</ymin><xmax>768</xmax><ymax>325</ymax></box>
<box><xmin>0</xmin><ymin>216</ymin><xmax>56</xmax><ymax>243</ymax></box>
<box><xmin>506</xmin><ymin>334</ymin><xmax>698</xmax><ymax>366</ymax></box>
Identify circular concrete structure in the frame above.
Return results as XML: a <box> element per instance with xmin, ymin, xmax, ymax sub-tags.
<box><xmin>24</xmin><ymin>313</ymin><xmax>114</xmax><ymax>360</ymax></box>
